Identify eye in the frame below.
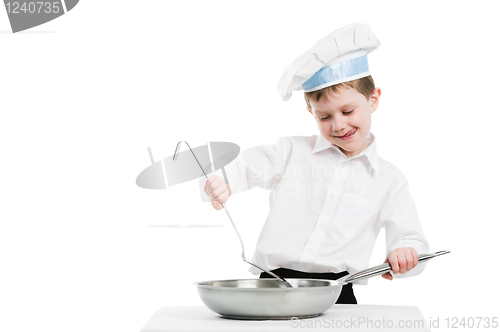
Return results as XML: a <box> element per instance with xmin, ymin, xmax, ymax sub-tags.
<box><xmin>342</xmin><ymin>110</ymin><xmax>353</xmax><ymax>115</ymax></box>
<box><xmin>319</xmin><ymin>116</ymin><xmax>330</xmax><ymax>121</ymax></box>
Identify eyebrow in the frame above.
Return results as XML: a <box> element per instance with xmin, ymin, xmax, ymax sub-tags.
<box><xmin>336</xmin><ymin>102</ymin><xmax>356</xmax><ymax>110</ymax></box>
<box><xmin>314</xmin><ymin>110</ymin><xmax>330</xmax><ymax>116</ymax></box>
<box><xmin>315</xmin><ymin>102</ymin><xmax>356</xmax><ymax>114</ymax></box>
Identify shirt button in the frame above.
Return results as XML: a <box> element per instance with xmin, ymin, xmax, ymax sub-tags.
<box><xmin>329</xmin><ymin>192</ymin><xmax>334</xmax><ymax>199</ymax></box>
<box><xmin>307</xmin><ymin>247</ymin><xmax>313</xmax><ymax>252</ymax></box>
<box><xmin>319</xmin><ymin>223</ymin><xmax>324</xmax><ymax>229</ymax></box>
<box><xmin>341</xmin><ymin>163</ymin><xmax>346</xmax><ymax>168</ymax></box>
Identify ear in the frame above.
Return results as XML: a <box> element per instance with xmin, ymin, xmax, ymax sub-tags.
<box><xmin>307</xmin><ymin>108</ymin><xmax>312</xmax><ymax>115</ymax></box>
<box><xmin>370</xmin><ymin>88</ymin><xmax>381</xmax><ymax>114</ymax></box>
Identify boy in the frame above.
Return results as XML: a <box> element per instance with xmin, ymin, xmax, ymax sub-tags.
<box><xmin>202</xmin><ymin>23</ymin><xmax>428</xmax><ymax>304</ymax></box>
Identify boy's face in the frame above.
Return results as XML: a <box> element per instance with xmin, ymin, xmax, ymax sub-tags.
<box><xmin>308</xmin><ymin>87</ymin><xmax>381</xmax><ymax>159</ymax></box>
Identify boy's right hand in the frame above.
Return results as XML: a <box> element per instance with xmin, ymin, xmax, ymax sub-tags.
<box><xmin>204</xmin><ymin>175</ymin><xmax>231</xmax><ymax>210</ymax></box>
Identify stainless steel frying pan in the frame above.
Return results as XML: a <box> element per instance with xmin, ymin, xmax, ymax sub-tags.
<box><xmin>196</xmin><ymin>251</ymin><xmax>449</xmax><ymax>320</ymax></box>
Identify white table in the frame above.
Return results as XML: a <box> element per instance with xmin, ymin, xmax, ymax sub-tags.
<box><xmin>140</xmin><ymin>305</ymin><xmax>431</xmax><ymax>331</ymax></box>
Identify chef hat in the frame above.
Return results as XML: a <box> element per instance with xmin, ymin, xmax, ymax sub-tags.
<box><xmin>277</xmin><ymin>23</ymin><xmax>381</xmax><ymax>101</ymax></box>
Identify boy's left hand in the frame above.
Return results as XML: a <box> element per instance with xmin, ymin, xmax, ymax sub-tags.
<box><xmin>382</xmin><ymin>247</ymin><xmax>419</xmax><ymax>280</ymax></box>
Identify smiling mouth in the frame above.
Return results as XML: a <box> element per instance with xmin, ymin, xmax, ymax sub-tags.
<box><xmin>334</xmin><ymin>128</ymin><xmax>357</xmax><ymax>139</ymax></box>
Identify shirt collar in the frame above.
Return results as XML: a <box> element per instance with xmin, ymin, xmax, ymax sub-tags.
<box><xmin>311</xmin><ymin>132</ymin><xmax>379</xmax><ymax>173</ymax></box>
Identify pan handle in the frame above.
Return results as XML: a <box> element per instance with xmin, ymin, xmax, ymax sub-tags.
<box><xmin>343</xmin><ymin>250</ymin><xmax>450</xmax><ymax>284</ymax></box>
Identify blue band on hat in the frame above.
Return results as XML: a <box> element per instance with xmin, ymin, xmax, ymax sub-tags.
<box><xmin>302</xmin><ymin>55</ymin><xmax>370</xmax><ymax>92</ymax></box>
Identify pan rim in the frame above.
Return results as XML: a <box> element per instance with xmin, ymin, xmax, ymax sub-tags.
<box><xmin>194</xmin><ymin>278</ymin><xmax>342</xmax><ymax>290</ymax></box>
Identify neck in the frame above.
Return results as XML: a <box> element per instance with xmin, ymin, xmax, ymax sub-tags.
<box><xmin>338</xmin><ymin>140</ymin><xmax>370</xmax><ymax>159</ymax></box>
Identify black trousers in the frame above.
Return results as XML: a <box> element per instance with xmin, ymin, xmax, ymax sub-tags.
<box><xmin>259</xmin><ymin>268</ymin><xmax>357</xmax><ymax>304</ymax></box>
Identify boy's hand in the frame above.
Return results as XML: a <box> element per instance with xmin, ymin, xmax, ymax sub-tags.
<box><xmin>204</xmin><ymin>175</ymin><xmax>231</xmax><ymax>210</ymax></box>
<box><xmin>382</xmin><ymin>247</ymin><xmax>419</xmax><ymax>280</ymax></box>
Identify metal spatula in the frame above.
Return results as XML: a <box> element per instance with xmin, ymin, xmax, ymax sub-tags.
<box><xmin>173</xmin><ymin>141</ymin><xmax>293</xmax><ymax>287</ymax></box>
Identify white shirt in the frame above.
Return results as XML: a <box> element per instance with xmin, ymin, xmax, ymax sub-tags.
<box><xmin>202</xmin><ymin>133</ymin><xmax>429</xmax><ymax>283</ymax></box>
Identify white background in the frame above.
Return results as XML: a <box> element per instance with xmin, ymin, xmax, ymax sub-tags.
<box><xmin>1</xmin><ymin>1</ymin><xmax>499</xmax><ymax>331</ymax></box>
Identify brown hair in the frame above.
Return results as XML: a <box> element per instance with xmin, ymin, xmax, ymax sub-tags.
<box><xmin>304</xmin><ymin>76</ymin><xmax>375</xmax><ymax>110</ymax></box>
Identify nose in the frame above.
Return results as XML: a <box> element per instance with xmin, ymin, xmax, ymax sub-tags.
<box><xmin>331</xmin><ymin>116</ymin><xmax>346</xmax><ymax>133</ymax></box>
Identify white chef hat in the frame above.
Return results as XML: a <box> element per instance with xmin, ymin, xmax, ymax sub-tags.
<box><xmin>277</xmin><ymin>23</ymin><xmax>381</xmax><ymax>101</ymax></box>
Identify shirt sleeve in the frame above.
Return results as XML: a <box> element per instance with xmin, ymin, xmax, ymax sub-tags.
<box><xmin>199</xmin><ymin>137</ymin><xmax>291</xmax><ymax>201</ymax></box>
<box><xmin>379</xmin><ymin>177</ymin><xmax>430</xmax><ymax>278</ymax></box>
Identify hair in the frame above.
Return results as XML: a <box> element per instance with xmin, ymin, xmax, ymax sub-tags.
<box><xmin>304</xmin><ymin>76</ymin><xmax>375</xmax><ymax>110</ymax></box>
